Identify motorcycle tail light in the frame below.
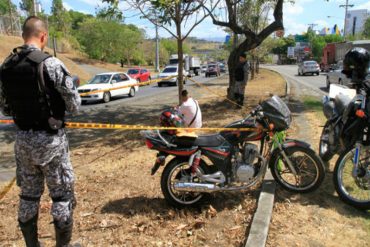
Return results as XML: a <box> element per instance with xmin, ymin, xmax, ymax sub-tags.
<box><xmin>146</xmin><ymin>139</ymin><xmax>154</xmax><ymax>149</ymax></box>
<box><xmin>356</xmin><ymin>110</ymin><xmax>366</xmax><ymax>118</ymax></box>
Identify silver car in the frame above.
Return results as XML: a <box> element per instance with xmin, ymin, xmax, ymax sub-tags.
<box><xmin>325</xmin><ymin>61</ymin><xmax>350</xmax><ymax>89</ymax></box>
<box><xmin>298</xmin><ymin>60</ymin><xmax>320</xmax><ymax>76</ymax></box>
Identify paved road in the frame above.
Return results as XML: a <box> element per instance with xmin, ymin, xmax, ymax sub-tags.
<box><xmin>264</xmin><ymin>65</ymin><xmax>328</xmax><ymax>97</ymax></box>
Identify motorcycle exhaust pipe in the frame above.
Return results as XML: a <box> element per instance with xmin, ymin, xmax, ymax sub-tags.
<box><xmin>174</xmin><ymin>182</ymin><xmax>220</xmax><ymax>192</ymax></box>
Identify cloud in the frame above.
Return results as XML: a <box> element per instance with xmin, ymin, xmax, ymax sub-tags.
<box><xmin>314</xmin><ymin>19</ymin><xmax>330</xmax><ymax>28</ymax></box>
<box><xmin>354</xmin><ymin>1</ymin><xmax>370</xmax><ymax>10</ymax></box>
<box><xmin>63</xmin><ymin>2</ymin><xmax>72</xmax><ymax>11</ymax></box>
<box><xmin>284</xmin><ymin>2</ymin><xmax>304</xmax><ymax>16</ymax></box>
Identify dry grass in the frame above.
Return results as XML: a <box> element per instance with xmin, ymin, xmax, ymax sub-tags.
<box><xmin>0</xmin><ymin>69</ymin><xmax>286</xmax><ymax>246</ymax></box>
<box><xmin>0</xmin><ymin>35</ymin><xmax>90</xmax><ymax>82</ymax></box>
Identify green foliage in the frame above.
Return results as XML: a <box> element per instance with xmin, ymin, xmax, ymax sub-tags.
<box><xmin>161</xmin><ymin>39</ymin><xmax>190</xmax><ymax>55</ymax></box>
<box><xmin>50</xmin><ymin>0</ymin><xmax>71</xmax><ymax>33</ymax></box>
<box><xmin>271</xmin><ymin>37</ymin><xmax>295</xmax><ymax>55</ymax></box>
<box><xmin>19</xmin><ymin>0</ymin><xmax>33</xmax><ymax>15</ymax></box>
<box><xmin>363</xmin><ymin>17</ymin><xmax>370</xmax><ymax>38</ymax></box>
<box><xmin>305</xmin><ymin>30</ymin><xmax>344</xmax><ymax>61</ymax></box>
<box><xmin>0</xmin><ymin>0</ymin><xmax>17</xmax><ymax>15</ymax></box>
<box><xmin>76</xmin><ymin>19</ymin><xmax>144</xmax><ymax>63</ymax></box>
<box><xmin>68</xmin><ymin>10</ymin><xmax>93</xmax><ymax>30</ymax></box>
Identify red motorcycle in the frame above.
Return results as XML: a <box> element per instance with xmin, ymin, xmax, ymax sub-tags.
<box><xmin>141</xmin><ymin>96</ymin><xmax>325</xmax><ymax>208</ymax></box>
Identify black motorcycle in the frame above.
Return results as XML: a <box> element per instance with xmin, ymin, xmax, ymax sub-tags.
<box><xmin>142</xmin><ymin>96</ymin><xmax>325</xmax><ymax>208</ymax></box>
<box><xmin>320</xmin><ymin>83</ymin><xmax>370</xmax><ymax>209</ymax></box>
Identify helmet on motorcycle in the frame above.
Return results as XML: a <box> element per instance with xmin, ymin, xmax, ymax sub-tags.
<box><xmin>160</xmin><ymin>109</ymin><xmax>185</xmax><ymax>135</ymax></box>
<box><xmin>342</xmin><ymin>47</ymin><xmax>370</xmax><ymax>82</ymax></box>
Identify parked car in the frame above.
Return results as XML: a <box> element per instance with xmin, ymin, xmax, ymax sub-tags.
<box><xmin>205</xmin><ymin>63</ymin><xmax>220</xmax><ymax>77</ymax></box>
<box><xmin>298</xmin><ymin>60</ymin><xmax>320</xmax><ymax>76</ymax></box>
<box><xmin>127</xmin><ymin>67</ymin><xmax>151</xmax><ymax>83</ymax></box>
<box><xmin>219</xmin><ymin>63</ymin><xmax>226</xmax><ymax>73</ymax></box>
<box><xmin>326</xmin><ymin>62</ymin><xmax>370</xmax><ymax>89</ymax></box>
<box><xmin>77</xmin><ymin>72</ymin><xmax>139</xmax><ymax>103</ymax></box>
<box><xmin>201</xmin><ymin>65</ymin><xmax>207</xmax><ymax>73</ymax></box>
<box><xmin>157</xmin><ymin>66</ymin><xmax>187</xmax><ymax>87</ymax></box>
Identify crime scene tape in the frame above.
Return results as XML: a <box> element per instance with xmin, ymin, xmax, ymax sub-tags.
<box><xmin>0</xmin><ymin>119</ymin><xmax>265</xmax><ymax>132</ymax></box>
<box><xmin>79</xmin><ymin>76</ymin><xmax>177</xmax><ymax>96</ymax></box>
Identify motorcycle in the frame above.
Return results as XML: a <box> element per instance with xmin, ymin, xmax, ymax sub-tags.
<box><xmin>141</xmin><ymin>96</ymin><xmax>325</xmax><ymax>208</ymax></box>
<box><xmin>320</xmin><ymin>83</ymin><xmax>370</xmax><ymax>209</ymax></box>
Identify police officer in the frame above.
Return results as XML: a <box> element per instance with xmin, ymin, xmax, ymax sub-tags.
<box><xmin>0</xmin><ymin>16</ymin><xmax>81</xmax><ymax>247</ymax></box>
<box><xmin>234</xmin><ymin>53</ymin><xmax>250</xmax><ymax>108</ymax></box>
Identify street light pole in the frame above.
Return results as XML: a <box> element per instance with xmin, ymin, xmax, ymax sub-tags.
<box><xmin>339</xmin><ymin>0</ymin><xmax>354</xmax><ymax>39</ymax></box>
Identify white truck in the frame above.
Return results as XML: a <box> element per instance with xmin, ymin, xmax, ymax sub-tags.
<box><xmin>169</xmin><ymin>54</ymin><xmax>201</xmax><ymax>76</ymax></box>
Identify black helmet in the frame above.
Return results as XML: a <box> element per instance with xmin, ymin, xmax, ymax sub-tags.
<box><xmin>342</xmin><ymin>47</ymin><xmax>370</xmax><ymax>82</ymax></box>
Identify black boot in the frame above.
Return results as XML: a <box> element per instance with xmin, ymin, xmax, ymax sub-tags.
<box><xmin>19</xmin><ymin>215</ymin><xmax>40</xmax><ymax>247</ymax></box>
<box><xmin>55</xmin><ymin>220</ymin><xmax>73</xmax><ymax>247</ymax></box>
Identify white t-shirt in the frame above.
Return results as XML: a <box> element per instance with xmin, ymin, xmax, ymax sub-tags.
<box><xmin>178</xmin><ymin>98</ymin><xmax>202</xmax><ymax>128</ymax></box>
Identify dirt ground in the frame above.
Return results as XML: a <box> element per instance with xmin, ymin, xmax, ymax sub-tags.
<box><xmin>0</xmin><ymin>69</ymin><xmax>286</xmax><ymax>246</ymax></box>
<box><xmin>266</xmin><ymin>91</ymin><xmax>370</xmax><ymax>246</ymax></box>
<box><xmin>0</xmin><ymin>35</ymin><xmax>90</xmax><ymax>82</ymax></box>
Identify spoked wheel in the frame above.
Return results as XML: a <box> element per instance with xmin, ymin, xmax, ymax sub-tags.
<box><xmin>271</xmin><ymin>146</ymin><xmax>325</xmax><ymax>193</ymax></box>
<box><xmin>319</xmin><ymin>122</ymin><xmax>335</xmax><ymax>162</ymax></box>
<box><xmin>161</xmin><ymin>158</ymin><xmax>210</xmax><ymax>208</ymax></box>
<box><xmin>334</xmin><ymin>147</ymin><xmax>370</xmax><ymax>210</ymax></box>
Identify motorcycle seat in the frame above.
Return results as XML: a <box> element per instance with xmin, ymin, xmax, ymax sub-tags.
<box><xmin>194</xmin><ymin>134</ymin><xmax>226</xmax><ymax>147</ymax></box>
<box><xmin>174</xmin><ymin>134</ymin><xmax>226</xmax><ymax>147</ymax></box>
<box><xmin>334</xmin><ymin>94</ymin><xmax>351</xmax><ymax>115</ymax></box>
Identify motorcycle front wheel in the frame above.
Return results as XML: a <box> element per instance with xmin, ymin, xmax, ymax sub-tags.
<box><xmin>334</xmin><ymin>147</ymin><xmax>370</xmax><ymax>210</ymax></box>
<box><xmin>270</xmin><ymin>146</ymin><xmax>325</xmax><ymax>193</ymax></box>
<box><xmin>319</xmin><ymin>122</ymin><xmax>335</xmax><ymax>162</ymax></box>
<box><xmin>161</xmin><ymin>158</ymin><xmax>211</xmax><ymax>208</ymax></box>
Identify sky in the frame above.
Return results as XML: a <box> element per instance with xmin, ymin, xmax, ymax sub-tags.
<box><xmin>12</xmin><ymin>0</ymin><xmax>370</xmax><ymax>41</ymax></box>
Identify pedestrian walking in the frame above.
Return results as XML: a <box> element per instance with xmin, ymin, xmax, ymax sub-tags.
<box><xmin>234</xmin><ymin>53</ymin><xmax>250</xmax><ymax>108</ymax></box>
<box><xmin>0</xmin><ymin>16</ymin><xmax>81</xmax><ymax>247</ymax></box>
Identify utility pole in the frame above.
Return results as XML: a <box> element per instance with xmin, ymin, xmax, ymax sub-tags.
<box><xmin>307</xmin><ymin>23</ymin><xmax>318</xmax><ymax>31</ymax></box>
<box><xmin>339</xmin><ymin>0</ymin><xmax>354</xmax><ymax>39</ymax></box>
<box><xmin>155</xmin><ymin>18</ymin><xmax>160</xmax><ymax>72</ymax></box>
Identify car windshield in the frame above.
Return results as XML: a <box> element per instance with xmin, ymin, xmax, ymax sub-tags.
<box><xmin>88</xmin><ymin>74</ymin><xmax>111</xmax><ymax>84</ymax></box>
<box><xmin>304</xmin><ymin>61</ymin><xmax>317</xmax><ymax>66</ymax></box>
<box><xmin>128</xmin><ymin>69</ymin><xmax>139</xmax><ymax>74</ymax></box>
<box><xmin>163</xmin><ymin>67</ymin><xmax>177</xmax><ymax>73</ymax></box>
<box><xmin>208</xmin><ymin>65</ymin><xmax>216</xmax><ymax>68</ymax></box>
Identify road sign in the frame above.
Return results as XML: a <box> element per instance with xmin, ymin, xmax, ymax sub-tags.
<box><xmin>287</xmin><ymin>47</ymin><xmax>295</xmax><ymax>57</ymax></box>
<box><xmin>295</xmin><ymin>35</ymin><xmax>308</xmax><ymax>42</ymax></box>
<box><xmin>225</xmin><ymin>35</ymin><xmax>231</xmax><ymax>43</ymax></box>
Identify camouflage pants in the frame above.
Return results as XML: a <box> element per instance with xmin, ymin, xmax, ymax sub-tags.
<box><xmin>15</xmin><ymin>129</ymin><xmax>75</xmax><ymax>224</ymax></box>
<box><xmin>234</xmin><ymin>81</ymin><xmax>247</xmax><ymax>95</ymax></box>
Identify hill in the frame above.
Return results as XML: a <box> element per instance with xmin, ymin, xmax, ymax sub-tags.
<box><xmin>0</xmin><ymin>35</ymin><xmax>90</xmax><ymax>82</ymax></box>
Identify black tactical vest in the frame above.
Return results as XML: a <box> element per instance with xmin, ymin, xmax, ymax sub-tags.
<box><xmin>0</xmin><ymin>47</ymin><xmax>66</xmax><ymax>132</ymax></box>
<box><xmin>235</xmin><ymin>62</ymin><xmax>246</xmax><ymax>82</ymax></box>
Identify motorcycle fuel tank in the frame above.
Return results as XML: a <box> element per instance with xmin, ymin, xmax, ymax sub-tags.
<box><xmin>220</xmin><ymin>119</ymin><xmax>263</xmax><ymax>144</ymax></box>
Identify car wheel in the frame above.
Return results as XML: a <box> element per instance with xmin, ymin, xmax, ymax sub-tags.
<box><xmin>129</xmin><ymin>87</ymin><xmax>135</xmax><ymax>97</ymax></box>
<box><xmin>148</xmin><ymin>76</ymin><xmax>152</xmax><ymax>81</ymax></box>
<box><xmin>81</xmin><ymin>100</ymin><xmax>86</xmax><ymax>105</ymax></box>
<box><xmin>326</xmin><ymin>76</ymin><xmax>330</xmax><ymax>90</ymax></box>
<box><xmin>316</xmin><ymin>72</ymin><xmax>319</xmax><ymax>76</ymax></box>
<box><xmin>103</xmin><ymin>92</ymin><xmax>111</xmax><ymax>103</ymax></box>
<box><xmin>339</xmin><ymin>79</ymin><xmax>342</xmax><ymax>85</ymax></box>
<box><xmin>158</xmin><ymin>83</ymin><xmax>162</xmax><ymax>87</ymax></box>
<box><xmin>298</xmin><ymin>70</ymin><xmax>301</xmax><ymax>76</ymax></box>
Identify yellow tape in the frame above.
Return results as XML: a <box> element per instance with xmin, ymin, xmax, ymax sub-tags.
<box><xmin>0</xmin><ymin>119</ymin><xmax>264</xmax><ymax>132</ymax></box>
<box><xmin>79</xmin><ymin>76</ymin><xmax>177</xmax><ymax>96</ymax></box>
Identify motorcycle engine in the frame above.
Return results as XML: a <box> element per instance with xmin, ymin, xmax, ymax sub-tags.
<box><xmin>234</xmin><ymin>143</ymin><xmax>259</xmax><ymax>183</ymax></box>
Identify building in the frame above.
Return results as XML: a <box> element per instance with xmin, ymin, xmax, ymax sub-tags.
<box><xmin>345</xmin><ymin>9</ymin><xmax>369</xmax><ymax>36</ymax></box>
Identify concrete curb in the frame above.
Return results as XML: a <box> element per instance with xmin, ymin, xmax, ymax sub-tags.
<box><xmin>245</xmin><ymin>68</ymin><xmax>290</xmax><ymax>247</ymax></box>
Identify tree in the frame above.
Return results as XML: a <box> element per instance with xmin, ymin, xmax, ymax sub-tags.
<box><xmin>19</xmin><ymin>0</ymin><xmax>34</xmax><ymax>15</ymax></box>
<box><xmin>200</xmin><ymin>0</ymin><xmax>284</xmax><ymax>99</ymax></box>
<box><xmin>271</xmin><ymin>36</ymin><xmax>295</xmax><ymax>63</ymax></box>
<box><xmin>68</xmin><ymin>10</ymin><xmax>94</xmax><ymax>30</ymax></box>
<box><xmin>0</xmin><ymin>0</ymin><xmax>17</xmax><ymax>15</ymax></box>
<box><xmin>110</xmin><ymin>0</ymin><xmax>218</xmax><ymax>104</ymax></box>
<box><xmin>363</xmin><ymin>17</ymin><xmax>370</xmax><ymax>38</ymax></box>
<box><xmin>50</xmin><ymin>0</ymin><xmax>71</xmax><ymax>34</ymax></box>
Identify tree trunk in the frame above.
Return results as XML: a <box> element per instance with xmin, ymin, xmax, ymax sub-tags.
<box><xmin>256</xmin><ymin>57</ymin><xmax>260</xmax><ymax>74</ymax></box>
<box><xmin>227</xmin><ymin>49</ymin><xmax>238</xmax><ymax>100</ymax></box>
<box><xmin>175</xmin><ymin>4</ymin><xmax>184</xmax><ymax>105</ymax></box>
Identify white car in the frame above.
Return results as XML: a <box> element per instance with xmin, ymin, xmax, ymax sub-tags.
<box><xmin>298</xmin><ymin>60</ymin><xmax>320</xmax><ymax>76</ymax></box>
<box><xmin>78</xmin><ymin>72</ymin><xmax>139</xmax><ymax>103</ymax></box>
<box><xmin>157</xmin><ymin>66</ymin><xmax>187</xmax><ymax>87</ymax></box>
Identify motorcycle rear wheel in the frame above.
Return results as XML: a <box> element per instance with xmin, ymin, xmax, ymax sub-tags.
<box><xmin>334</xmin><ymin>147</ymin><xmax>370</xmax><ymax>210</ymax></box>
<box><xmin>161</xmin><ymin>158</ymin><xmax>211</xmax><ymax>208</ymax></box>
<box><xmin>319</xmin><ymin>122</ymin><xmax>335</xmax><ymax>162</ymax></box>
<box><xmin>270</xmin><ymin>146</ymin><xmax>325</xmax><ymax>193</ymax></box>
